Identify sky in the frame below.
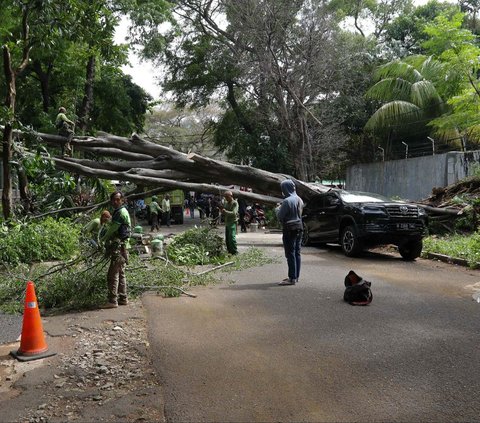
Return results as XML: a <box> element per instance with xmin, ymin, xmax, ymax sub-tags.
<box><xmin>115</xmin><ymin>0</ymin><xmax>436</xmax><ymax>100</ymax></box>
<box><xmin>114</xmin><ymin>18</ymin><xmax>162</xmax><ymax>100</ymax></box>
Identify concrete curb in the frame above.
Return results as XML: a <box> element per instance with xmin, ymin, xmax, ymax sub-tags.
<box><xmin>424</xmin><ymin>252</ymin><xmax>479</xmax><ymax>268</ymax></box>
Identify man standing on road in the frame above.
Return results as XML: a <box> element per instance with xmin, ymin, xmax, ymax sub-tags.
<box><xmin>219</xmin><ymin>191</ymin><xmax>239</xmax><ymax>255</ymax></box>
<box><xmin>276</xmin><ymin>179</ymin><xmax>304</xmax><ymax>286</ymax></box>
<box><xmin>149</xmin><ymin>195</ymin><xmax>162</xmax><ymax>231</ymax></box>
<box><xmin>162</xmin><ymin>194</ymin><xmax>171</xmax><ymax>227</ymax></box>
<box><xmin>99</xmin><ymin>192</ymin><xmax>131</xmax><ymax>308</ymax></box>
<box><xmin>238</xmin><ymin>196</ymin><xmax>247</xmax><ymax>233</ymax></box>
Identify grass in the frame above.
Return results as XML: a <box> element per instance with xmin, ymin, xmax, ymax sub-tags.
<box><xmin>422</xmin><ymin>232</ymin><xmax>480</xmax><ymax>268</ymax></box>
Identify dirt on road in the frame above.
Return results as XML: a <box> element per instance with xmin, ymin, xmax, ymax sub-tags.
<box><xmin>0</xmin><ymin>301</ymin><xmax>164</xmax><ymax>422</ymax></box>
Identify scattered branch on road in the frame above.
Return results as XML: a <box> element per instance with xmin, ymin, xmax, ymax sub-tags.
<box><xmin>133</xmin><ymin>285</ymin><xmax>198</xmax><ymax>298</ymax></box>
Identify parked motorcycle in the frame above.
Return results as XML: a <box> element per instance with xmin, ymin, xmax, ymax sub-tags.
<box><xmin>244</xmin><ymin>203</ymin><xmax>266</xmax><ymax>226</ymax></box>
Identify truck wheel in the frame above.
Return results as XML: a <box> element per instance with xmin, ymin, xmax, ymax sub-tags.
<box><xmin>399</xmin><ymin>239</ymin><xmax>423</xmax><ymax>261</ymax></box>
<box><xmin>341</xmin><ymin>225</ymin><xmax>362</xmax><ymax>257</ymax></box>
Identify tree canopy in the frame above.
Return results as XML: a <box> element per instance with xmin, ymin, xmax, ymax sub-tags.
<box><xmin>2</xmin><ymin>0</ymin><xmax>480</xmax><ymax>220</ymax></box>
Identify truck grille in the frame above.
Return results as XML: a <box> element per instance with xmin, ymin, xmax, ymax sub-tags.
<box><xmin>385</xmin><ymin>205</ymin><xmax>418</xmax><ymax>218</ymax></box>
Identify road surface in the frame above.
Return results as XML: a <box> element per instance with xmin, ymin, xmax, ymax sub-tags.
<box><xmin>144</xmin><ymin>232</ymin><xmax>480</xmax><ymax>422</ymax></box>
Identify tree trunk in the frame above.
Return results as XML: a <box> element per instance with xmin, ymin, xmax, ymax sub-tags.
<box><xmin>17</xmin><ymin>164</ymin><xmax>31</xmax><ymax>213</ymax></box>
<box><xmin>7</xmin><ymin>129</ymin><xmax>329</xmax><ymax>204</ymax></box>
<box><xmin>78</xmin><ymin>55</ymin><xmax>96</xmax><ymax>134</ymax></box>
<box><xmin>2</xmin><ymin>46</ymin><xmax>15</xmax><ymax>220</ymax></box>
<box><xmin>226</xmin><ymin>80</ymin><xmax>256</xmax><ymax>136</ymax></box>
<box><xmin>32</xmin><ymin>60</ymin><xmax>52</xmax><ymax>113</ymax></box>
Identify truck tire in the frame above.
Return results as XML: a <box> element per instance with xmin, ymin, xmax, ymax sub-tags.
<box><xmin>399</xmin><ymin>239</ymin><xmax>423</xmax><ymax>261</ymax></box>
<box><xmin>341</xmin><ymin>225</ymin><xmax>363</xmax><ymax>257</ymax></box>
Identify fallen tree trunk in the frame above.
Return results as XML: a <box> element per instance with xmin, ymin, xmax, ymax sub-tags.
<box><xmin>14</xmin><ymin>128</ymin><xmax>328</xmax><ymax>203</ymax></box>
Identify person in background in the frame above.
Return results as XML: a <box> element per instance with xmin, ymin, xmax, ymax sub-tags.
<box><xmin>219</xmin><ymin>191</ymin><xmax>239</xmax><ymax>255</ymax></box>
<box><xmin>55</xmin><ymin>106</ymin><xmax>75</xmax><ymax>157</ymax></box>
<box><xmin>276</xmin><ymin>179</ymin><xmax>304</xmax><ymax>286</ymax></box>
<box><xmin>162</xmin><ymin>194</ymin><xmax>171</xmax><ymax>227</ymax></box>
<box><xmin>99</xmin><ymin>192</ymin><xmax>131</xmax><ymax>308</ymax></box>
<box><xmin>188</xmin><ymin>195</ymin><xmax>196</xmax><ymax>219</ymax></box>
<box><xmin>149</xmin><ymin>195</ymin><xmax>162</xmax><ymax>231</ymax></box>
<box><xmin>83</xmin><ymin>210</ymin><xmax>111</xmax><ymax>247</ymax></box>
<box><xmin>238</xmin><ymin>197</ymin><xmax>247</xmax><ymax>233</ymax></box>
<box><xmin>205</xmin><ymin>197</ymin><xmax>212</xmax><ymax>218</ymax></box>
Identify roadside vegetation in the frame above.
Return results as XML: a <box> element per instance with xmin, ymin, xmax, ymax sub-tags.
<box><xmin>421</xmin><ymin>174</ymin><xmax>480</xmax><ymax>268</ymax></box>
<box><xmin>423</xmin><ymin>233</ymin><xmax>480</xmax><ymax>268</ymax></box>
<box><xmin>0</xmin><ymin>224</ymin><xmax>276</xmax><ymax>315</ymax></box>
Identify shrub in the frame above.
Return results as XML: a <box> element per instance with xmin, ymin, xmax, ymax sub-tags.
<box><xmin>167</xmin><ymin>226</ymin><xmax>226</xmax><ymax>265</ymax></box>
<box><xmin>0</xmin><ymin>217</ymin><xmax>80</xmax><ymax>265</ymax></box>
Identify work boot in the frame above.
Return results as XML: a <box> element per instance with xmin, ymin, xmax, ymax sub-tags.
<box><xmin>118</xmin><ymin>299</ymin><xmax>128</xmax><ymax>306</ymax></box>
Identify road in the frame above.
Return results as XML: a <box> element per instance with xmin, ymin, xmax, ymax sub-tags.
<box><xmin>144</xmin><ymin>232</ymin><xmax>480</xmax><ymax>422</ymax></box>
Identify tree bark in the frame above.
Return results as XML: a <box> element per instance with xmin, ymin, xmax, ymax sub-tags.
<box><xmin>31</xmin><ymin>60</ymin><xmax>52</xmax><ymax>113</ymax></box>
<box><xmin>78</xmin><ymin>55</ymin><xmax>96</xmax><ymax>134</ymax></box>
<box><xmin>8</xmin><ymin>128</ymin><xmax>328</xmax><ymax>204</ymax></box>
<box><xmin>17</xmin><ymin>164</ymin><xmax>31</xmax><ymax>213</ymax></box>
<box><xmin>2</xmin><ymin>46</ymin><xmax>15</xmax><ymax>220</ymax></box>
<box><xmin>1</xmin><ymin>5</ymin><xmax>31</xmax><ymax>220</ymax></box>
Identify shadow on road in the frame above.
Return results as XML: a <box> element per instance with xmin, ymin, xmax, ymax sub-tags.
<box><xmin>305</xmin><ymin>243</ymin><xmax>404</xmax><ymax>263</ymax></box>
<box><xmin>220</xmin><ymin>282</ymin><xmax>280</xmax><ymax>291</ymax></box>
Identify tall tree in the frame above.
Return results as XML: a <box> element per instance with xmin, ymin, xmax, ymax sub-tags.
<box><xmin>1</xmin><ymin>1</ymin><xmax>34</xmax><ymax>219</ymax></box>
<box><xmin>133</xmin><ymin>0</ymin><xmax>366</xmax><ymax>181</ymax></box>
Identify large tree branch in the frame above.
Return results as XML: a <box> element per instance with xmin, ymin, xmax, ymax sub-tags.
<box><xmin>9</xmin><ymin>126</ymin><xmax>329</xmax><ymax>203</ymax></box>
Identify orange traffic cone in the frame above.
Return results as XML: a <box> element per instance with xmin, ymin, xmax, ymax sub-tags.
<box><xmin>10</xmin><ymin>281</ymin><xmax>56</xmax><ymax>362</ymax></box>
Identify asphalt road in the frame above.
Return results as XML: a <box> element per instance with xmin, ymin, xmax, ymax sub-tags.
<box><xmin>144</xmin><ymin>232</ymin><xmax>480</xmax><ymax>422</ymax></box>
<box><xmin>0</xmin><ymin>313</ymin><xmax>22</xmax><ymax>344</ymax></box>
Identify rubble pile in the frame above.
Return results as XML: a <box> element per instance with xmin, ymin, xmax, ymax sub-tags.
<box><xmin>421</xmin><ymin>176</ymin><xmax>480</xmax><ymax>209</ymax></box>
<box><xmin>22</xmin><ymin>317</ymin><xmax>163</xmax><ymax>422</ymax></box>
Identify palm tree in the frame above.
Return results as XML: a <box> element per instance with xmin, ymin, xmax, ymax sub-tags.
<box><xmin>364</xmin><ymin>55</ymin><xmax>455</xmax><ymax>155</ymax></box>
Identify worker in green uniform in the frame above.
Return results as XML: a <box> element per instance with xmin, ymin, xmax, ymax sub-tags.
<box><xmin>99</xmin><ymin>192</ymin><xmax>131</xmax><ymax>309</ymax></box>
<box><xmin>149</xmin><ymin>195</ymin><xmax>163</xmax><ymax>231</ymax></box>
<box><xmin>83</xmin><ymin>210</ymin><xmax>111</xmax><ymax>247</ymax></box>
<box><xmin>55</xmin><ymin>106</ymin><xmax>75</xmax><ymax>157</ymax></box>
<box><xmin>219</xmin><ymin>191</ymin><xmax>238</xmax><ymax>255</ymax></box>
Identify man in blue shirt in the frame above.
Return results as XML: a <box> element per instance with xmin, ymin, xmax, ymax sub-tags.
<box><xmin>276</xmin><ymin>180</ymin><xmax>304</xmax><ymax>285</ymax></box>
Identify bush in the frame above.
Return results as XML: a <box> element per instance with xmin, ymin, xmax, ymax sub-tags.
<box><xmin>263</xmin><ymin>206</ymin><xmax>280</xmax><ymax>228</ymax></box>
<box><xmin>167</xmin><ymin>226</ymin><xmax>226</xmax><ymax>265</ymax></box>
<box><xmin>0</xmin><ymin>217</ymin><xmax>80</xmax><ymax>265</ymax></box>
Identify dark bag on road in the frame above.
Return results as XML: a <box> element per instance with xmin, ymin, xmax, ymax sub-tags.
<box><xmin>343</xmin><ymin>270</ymin><xmax>373</xmax><ymax>305</ymax></box>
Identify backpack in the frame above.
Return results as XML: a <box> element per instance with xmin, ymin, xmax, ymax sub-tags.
<box><xmin>112</xmin><ymin>206</ymin><xmax>131</xmax><ymax>241</ymax></box>
<box><xmin>343</xmin><ymin>270</ymin><xmax>373</xmax><ymax>305</ymax></box>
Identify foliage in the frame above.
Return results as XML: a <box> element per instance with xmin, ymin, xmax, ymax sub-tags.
<box><xmin>136</xmin><ymin>0</ymin><xmax>374</xmax><ymax>180</ymax></box>
<box><xmin>422</xmin><ymin>12</ymin><xmax>480</xmax><ymax>144</ymax></box>
<box><xmin>166</xmin><ymin>226</ymin><xmax>226</xmax><ymax>265</ymax></box>
<box><xmin>423</xmin><ymin>232</ymin><xmax>480</xmax><ymax>268</ymax></box>
<box><xmin>91</xmin><ymin>68</ymin><xmax>152</xmax><ymax>136</ymax></box>
<box><xmin>365</xmin><ymin>55</ymin><xmax>446</xmax><ymax>135</ymax></box>
<box><xmin>0</xmin><ymin>217</ymin><xmax>80</xmax><ymax>265</ymax></box>
<box><xmin>224</xmin><ymin>247</ymin><xmax>278</xmax><ymax>272</ymax></box>
<box><xmin>0</xmin><ymin>242</ymin><xmax>276</xmax><ymax>314</ymax></box>
<box><xmin>383</xmin><ymin>0</ymin><xmax>459</xmax><ymax>57</ymax></box>
<box><xmin>264</xmin><ymin>207</ymin><xmax>280</xmax><ymax>229</ymax></box>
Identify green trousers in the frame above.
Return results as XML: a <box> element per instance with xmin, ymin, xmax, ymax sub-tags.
<box><xmin>225</xmin><ymin>223</ymin><xmax>238</xmax><ymax>254</ymax></box>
